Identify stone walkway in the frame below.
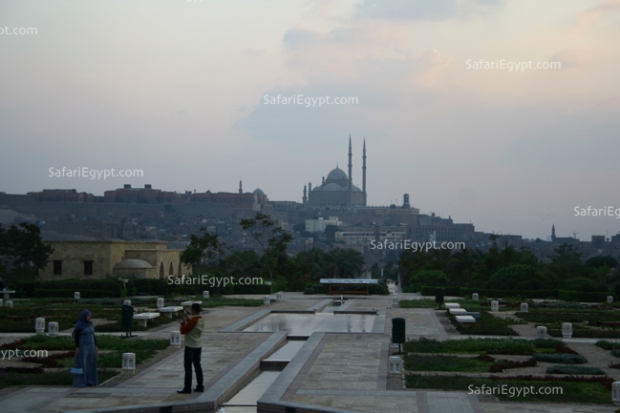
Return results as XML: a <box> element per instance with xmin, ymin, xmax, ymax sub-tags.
<box><xmin>0</xmin><ymin>292</ymin><xmax>618</xmax><ymax>413</ymax></box>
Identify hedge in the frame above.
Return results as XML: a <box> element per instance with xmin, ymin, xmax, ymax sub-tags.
<box><xmin>9</xmin><ymin>278</ymin><xmax>272</xmax><ymax>298</ymax></box>
<box><xmin>546</xmin><ymin>365</ymin><xmax>606</xmax><ymax>375</ymax></box>
<box><xmin>459</xmin><ymin>287</ymin><xmax>557</xmax><ymax>299</ymax></box>
<box><xmin>303</xmin><ymin>282</ymin><xmax>389</xmax><ymax>295</ymax></box>
<box><xmin>34</xmin><ymin>289</ymin><xmax>113</xmax><ymax>299</ymax></box>
<box><xmin>558</xmin><ymin>290</ymin><xmax>615</xmax><ymax>303</ymax></box>
<box><xmin>533</xmin><ymin>353</ymin><xmax>588</xmax><ymax>364</ymax></box>
<box><xmin>421</xmin><ymin>286</ymin><xmax>460</xmax><ymax>296</ymax></box>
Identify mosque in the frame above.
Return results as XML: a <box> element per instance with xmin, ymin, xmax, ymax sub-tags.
<box><xmin>303</xmin><ymin>137</ymin><xmax>367</xmax><ymax>207</ymax></box>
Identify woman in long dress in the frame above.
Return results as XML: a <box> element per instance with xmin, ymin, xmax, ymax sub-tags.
<box><xmin>72</xmin><ymin>310</ymin><xmax>98</xmax><ymax>387</ymax></box>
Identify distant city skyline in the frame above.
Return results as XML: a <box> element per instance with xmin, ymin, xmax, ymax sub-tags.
<box><xmin>1</xmin><ymin>0</ymin><xmax>619</xmax><ymax>241</ymax></box>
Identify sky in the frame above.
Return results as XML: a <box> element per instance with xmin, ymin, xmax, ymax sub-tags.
<box><xmin>0</xmin><ymin>0</ymin><xmax>619</xmax><ymax>241</ymax></box>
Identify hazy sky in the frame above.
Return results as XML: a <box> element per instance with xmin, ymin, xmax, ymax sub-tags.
<box><xmin>1</xmin><ymin>0</ymin><xmax>619</xmax><ymax>241</ymax></box>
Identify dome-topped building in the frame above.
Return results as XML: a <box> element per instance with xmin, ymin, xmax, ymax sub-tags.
<box><xmin>303</xmin><ymin>137</ymin><xmax>367</xmax><ymax>207</ymax></box>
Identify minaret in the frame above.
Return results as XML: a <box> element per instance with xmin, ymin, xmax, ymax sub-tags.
<box><xmin>552</xmin><ymin>224</ymin><xmax>556</xmax><ymax>242</ymax></box>
<box><xmin>302</xmin><ymin>185</ymin><xmax>307</xmax><ymax>204</ymax></box>
<box><xmin>362</xmin><ymin>138</ymin><xmax>367</xmax><ymax>206</ymax></box>
<box><xmin>348</xmin><ymin>135</ymin><xmax>352</xmax><ymax>191</ymax></box>
<box><xmin>308</xmin><ymin>182</ymin><xmax>312</xmax><ymax>202</ymax></box>
<box><xmin>239</xmin><ymin>180</ymin><xmax>243</xmax><ymax>194</ymax></box>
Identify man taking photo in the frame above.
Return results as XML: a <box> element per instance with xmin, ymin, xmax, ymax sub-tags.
<box><xmin>177</xmin><ymin>303</ymin><xmax>205</xmax><ymax>394</ymax></box>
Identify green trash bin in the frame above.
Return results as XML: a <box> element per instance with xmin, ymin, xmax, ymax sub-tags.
<box><xmin>392</xmin><ymin>317</ymin><xmax>405</xmax><ymax>353</ymax></box>
<box><xmin>435</xmin><ymin>287</ymin><xmax>445</xmax><ymax>308</ymax></box>
<box><xmin>121</xmin><ymin>304</ymin><xmax>134</xmax><ymax>338</ymax></box>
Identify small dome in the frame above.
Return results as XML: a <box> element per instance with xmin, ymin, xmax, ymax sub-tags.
<box><xmin>114</xmin><ymin>259</ymin><xmax>153</xmax><ymax>269</ymax></box>
<box><xmin>343</xmin><ymin>185</ymin><xmax>362</xmax><ymax>192</ymax></box>
<box><xmin>253</xmin><ymin>188</ymin><xmax>265</xmax><ymax>196</ymax></box>
<box><xmin>322</xmin><ymin>183</ymin><xmax>342</xmax><ymax>191</ymax></box>
<box><xmin>327</xmin><ymin>167</ymin><xmax>347</xmax><ymax>181</ymax></box>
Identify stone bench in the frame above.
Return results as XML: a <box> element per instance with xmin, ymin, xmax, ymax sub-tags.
<box><xmin>158</xmin><ymin>306</ymin><xmax>184</xmax><ymax>319</ymax></box>
<box><xmin>448</xmin><ymin>308</ymin><xmax>467</xmax><ymax>315</ymax></box>
<box><xmin>133</xmin><ymin>312</ymin><xmax>160</xmax><ymax>327</ymax></box>
<box><xmin>455</xmin><ymin>315</ymin><xmax>476</xmax><ymax>324</ymax></box>
<box><xmin>445</xmin><ymin>303</ymin><xmax>460</xmax><ymax>309</ymax></box>
<box><xmin>462</xmin><ymin>312</ymin><xmax>481</xmax><ymax>319</ymax></box>
<box><xmin>181</xmin><ymin>301</ymin><xmax>202</xmax><ymax>312</ymax></box>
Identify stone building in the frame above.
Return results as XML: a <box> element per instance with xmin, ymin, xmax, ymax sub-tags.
<box><xmin>39</xmin><ymin>240</ymin><xmax>191</xmax><ymax>280</ymax></box>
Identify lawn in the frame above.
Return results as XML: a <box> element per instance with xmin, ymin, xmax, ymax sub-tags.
<box><xmin>404</xmin><ymin>337</ymin><xmax>565</xmax><ymax>355</ymax></box>
<box><xmin>0</xmin><ymin>335</ymin><xmax>170</xmax><ymax>389</ymax></box>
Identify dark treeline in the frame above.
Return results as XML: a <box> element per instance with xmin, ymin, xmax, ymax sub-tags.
<box><xmin>182</xmin><ymin>213</ymin><xmax>366</xmax><ymax>292</ymax></box>
<box><xmin>399</xmin><ymin>234</ymin><xmax>619</xmax><ymax>294</ymax></box>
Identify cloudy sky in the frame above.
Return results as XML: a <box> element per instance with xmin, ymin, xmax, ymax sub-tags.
<box><xmin>1</xmin><ymin>0</ymin><xmax>619</xmax><ymax>240</ymax></box>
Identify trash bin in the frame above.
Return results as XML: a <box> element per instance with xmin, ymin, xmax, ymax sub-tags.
<box><xmin>121</xmin><ymin>304</ymin><xmax>134</xmax><ymax>338</ymax></box>
<box><xmin>392</xmin><ymin>317</ymin><xmax>406</xmax><ymax>353</ymax></box>
<box><xmin>435</xmin><ymin>287</ymin><xmax>445</xmax><ymax>307</ymax></box>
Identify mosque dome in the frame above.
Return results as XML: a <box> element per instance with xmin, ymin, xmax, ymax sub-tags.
<box><xmin>322</xmin><ymin>183</ymin><xmax>342</xmax><ymax>191</ymax></box>
<box><xmin>343</xmin><ymin>185</ymin><xmax>362</xmax><ymax>192</ymax></box>
<box><xmin>253</xmin><ymin>188</ymin><xmax>265</xmax><ymax>196</ymax></box>
<box><xmin>326</xmin><ymin>167</ymin><xmax>347</xmax><ymax>181</ymax></box>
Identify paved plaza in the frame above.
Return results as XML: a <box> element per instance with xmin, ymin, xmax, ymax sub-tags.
<box><xmin>0</xmin><ymin>292</ymin><xmax>617</xmax><ymax>413</ymax></box>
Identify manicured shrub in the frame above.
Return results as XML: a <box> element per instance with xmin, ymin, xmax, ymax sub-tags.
<box><xmin>595</xmin><ymin>340</ymin><xmax>620</xmax><ymax>350</ymax></box>
<box><xmin>546</xmin><ymin>365</ymin><xmax>605</xmax><ymax>375</ymax></box>
<box><xmin>533</xmin><ymin>353</ymin><xmax>587</xmax><ymax>364</ymax></box>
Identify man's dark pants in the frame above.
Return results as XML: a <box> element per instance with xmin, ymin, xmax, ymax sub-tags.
<box><xmin>183</xmin><ymin>346</ymin><xmax>203</xmax><ymax>390</ymax></box>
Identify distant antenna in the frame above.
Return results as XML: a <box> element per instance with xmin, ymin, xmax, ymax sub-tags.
<box><xmin>573</xmin><ymin>232</ymin><xmax>578</xmax><ymax>239</ymax></box>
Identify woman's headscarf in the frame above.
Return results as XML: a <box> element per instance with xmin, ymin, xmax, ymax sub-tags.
<box><xmin>74</xmin><ymin>310</ymin><xmax>92</xmax><ymax>332</ymax></box>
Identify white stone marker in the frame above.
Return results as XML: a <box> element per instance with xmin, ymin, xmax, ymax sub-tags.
<box><xmin>122</xmin><ymin>353</ymin><xmax>136</xmax><ymax>371</ymax></box>
<box><xmin>35</xmin><ymin>317</ymin><xmax>45</xmax><ymax>334</ymax></box>
<box><xmin>612</xmin><ymin>381</ymin><xmax>620</xmax><ymax>405</ymax></box>
<box><xmin>388</xmin><ymin>356</ymin><xmax>403</xmax><ymax>374</ymax></box>
<box><xmin>536</xmin><ymin>326</ymin><xmax>547</xmax><ymax>339</ymax></box>
<box><xmin>203</xmin><ymin>291</ymin><xmax>210</xmax><ymax>299</ymax></box>
<box><xmin>520</xmin><ymin>303</ymin><xmax>529</xmax><ymax>313</ymax></box>
<box><xmin>264</xmin><ymin>296</ymin><xmax>271</xmax><ymax>306</ymax></box>
<box><xmin>48</xmin><ymin>321</ymin><xmax>59</xmax><ymax>337</ymax></box>
<box><xmin>170</xmin><ymin>331</ymin><xmax>181</xmax><ymax>347</ymax></box>
<box><xmin>157</xmin><ymin>297</ymin><xmax>164</xmax><ymax>309</ymax></box>
<box><xmin>472</xmin><ymin>293</ymin><xmax>479</xmax><ymax>301</ymax></box>
<box><xmin>562</xmin><ymin>322</ymin><xmax>573</xmax><ymax>338</ymax></box>
<box><xmin>608</xmin><ymin>296</ymin><xmax>614</xmax><ymax>304</ymax></box>
<box><xmin>123</xmin><ymin>299</ymin><xmax>131</xmax><ymax>306</ymax></box>
<box><xmin>74</xmin><ymin>292</ymin><xmax>80</xmax><ymax>300</ymax></box>
<box><xmin>491</xmin><ymin>300</ymin><xmax>499</xmax><ymax>312</ymax></box>
<box><xmin>5</xmin><ymin>300</ymin><xmax>13</xmax><ymax>308</ymax></box>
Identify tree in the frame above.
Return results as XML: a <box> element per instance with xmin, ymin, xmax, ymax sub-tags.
<box><xmin>409</xmin><ymin>270</ymin><xmax>449</xmax><ymax>292</ymax></box>
<box><xmin>240</xmin><ymin>213</ymin><xmax>292</xmax><ymax>280</ymax></box>
<box><xmin>487</xmin><ymin>264</ymin><xmax>545</xmax><ymax>291</ymax></box>
<box><xmin>328</xmin><ymin>248</ymin><xmax>364</xmax><ymax>278</ymax></box>
<box><xmin>0</xmin><ymin>223</ymin><xmax>54</xmax><ymax>281</ymax></box>
<box><xmin>585</xmin><ymin>256</ymin><xmax>618</xmax><ymax>269</ymax></box>
<box><xmin>180</xmin><ymin>227</ymin><xmax>228</xmax><ymax>272</ymax></box>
